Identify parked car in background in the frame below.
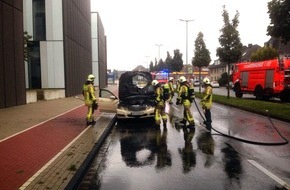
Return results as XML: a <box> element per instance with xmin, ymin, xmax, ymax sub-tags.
<box><xmin>194</xmin><ymin>80</ymin><xmax>200</xmax><ymax>86</ymax></box>
<box><xmin>98</xmin><ymin>71</ymin><xmax>155</xmax><ymax>120</ymax></box>
<box><xmin>210</xmin><ymin>81</ymin><xmax>220</xmax><ymax>88</ymax></box>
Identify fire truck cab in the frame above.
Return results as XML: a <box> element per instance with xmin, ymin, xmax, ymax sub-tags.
<box><xmin>232</xmin><ymin>57</ymin><xmax>290</xmax><ymax>102</ymax></box>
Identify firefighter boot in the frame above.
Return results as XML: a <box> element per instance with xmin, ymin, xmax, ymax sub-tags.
<box><xmin>91</xmin><ymin>120</ymin><xmax>96</xmax><ymax>125</ymax></box>
<box><xmin>163</xmin><ymin>120</ymin><xmax>167</xmax><ymax>129</ymax></box>
<box><xmin>86</xmin><ymin>119</ymin><xmax>92</xmax><ymax>126</ymax></box>
<box><xmin>188</xmin><ymin>122</ymin><xmax>195</xmax><ymax>129</ymax></box>
<box><xmin>181</xmin><ymin>119</ymin><xmax>187</xmax><ymax>126</ymax></box>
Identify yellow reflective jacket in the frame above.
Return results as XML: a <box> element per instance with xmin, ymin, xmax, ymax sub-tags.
<box><xmin>168</xmin><ymin>81</ymin><xmax>174</xmax><ymax>93</ymax></box>
<box><xmin>83</xmin><ymin>83</ymin><xmax>96</xmax><ymax>106</ymax></box>
<box><xmin>155</xmin><ymin>86</ymin><xmax>164</xmax><ymax>102</ymax></box>
<box><xmin>201</xmin><ymin>85</ymin><xmax>213</xmax><ymax>109</ymax></box>
<box><xmin>177</xmin><ymin>83</ymin><xmax>191</xmax><ymax>106</ymax></box>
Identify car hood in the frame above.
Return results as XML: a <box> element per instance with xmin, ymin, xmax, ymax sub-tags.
<box><xmin>118</xmin><ymin>71</ymin><xmax>155</xmax><ymax>101</ymax></box>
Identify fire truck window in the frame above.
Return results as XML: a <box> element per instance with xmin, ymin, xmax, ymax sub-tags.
<box><xmin>241</xmin><ymin>72</ymin><xmax>249</xmax><ymax>86</ymax></box>
<box><xmin>265</xmin><ymin>70</ymin><xmax>274</xmax><ymax>88</ymax></box>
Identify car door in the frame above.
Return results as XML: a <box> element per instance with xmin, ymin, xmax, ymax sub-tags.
<box><xmin>98</xmin><ymin>89</ymin><xmax>118</xmax><ymax>113</ymax></box>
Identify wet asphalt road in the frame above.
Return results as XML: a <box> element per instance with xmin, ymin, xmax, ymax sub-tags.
<box><xmin>79</xmin><ymin>90</ymin><xmax>290</xmax><ymax>190</ymax></box>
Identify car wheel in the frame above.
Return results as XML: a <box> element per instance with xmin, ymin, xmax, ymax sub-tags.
<box><xmin>255</xmin><ymin>86</ymin><xmax>264</xmax><ymax>100</ymax></box>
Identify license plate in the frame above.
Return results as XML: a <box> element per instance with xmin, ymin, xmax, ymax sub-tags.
<box><xmin>131</xmin><ymin>111</ymin><xmax>143</xmax><ymax>116</ymax></box>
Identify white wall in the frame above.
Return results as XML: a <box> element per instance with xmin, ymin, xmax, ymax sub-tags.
<box><xmin>40</xmin><ymin>41</ymin><xmax>65</xmax><ymax>88</ymax></box>
<box><xmin>40</xmin><ymin>0</ymin><xmax>64</xmax><ymax>89</ymax></box>
<box><xmin>23</xmin><ymin>0</ymin><xmax>33</xmax><ymax>88</ymax></box>
<box><xmin>46</xmin><ymin>0</ymin><xmax>63</xmax><ymax>41</ymax></box>
<box><xmin>91</xmin><ymin>12</ymin><xmax>100</xmax><ymax>86</ymax></box>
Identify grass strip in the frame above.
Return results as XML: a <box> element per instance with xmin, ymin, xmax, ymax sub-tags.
<box><xmin>195</xmin><ymin>92</ymin><xmax>290</xmax><ymax>122</ymax></box>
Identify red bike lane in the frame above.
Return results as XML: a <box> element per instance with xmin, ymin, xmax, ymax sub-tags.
<box><xmin>0</xmin><ymin>105</ymin><xmax>99</xmax><ymax>190</ymax></box>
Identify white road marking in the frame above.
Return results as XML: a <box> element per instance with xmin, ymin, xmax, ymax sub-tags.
<box><xmin>248</xmin><ymin>159</ymin><xmax>290</xmax><ymax>190</ymax></box>
<box><xmin>0</xmin><ymin>105</ymin><xmax>84</xmax><ymax>143</ymax></box>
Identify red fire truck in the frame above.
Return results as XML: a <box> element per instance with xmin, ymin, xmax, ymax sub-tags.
<box><xmin>151</xmin><ymin>71</ymin><xmax>169</xmax><ymax>84</ymax></box>
<box><xmin>232</xmin><ymin>57</ymin><xmax>290</xmax><ymax>102</ymax></box>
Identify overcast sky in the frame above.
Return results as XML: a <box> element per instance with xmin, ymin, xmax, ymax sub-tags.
<box><xmin>91</xmin><ymin>0</ymin><xmax>271</xmax><ymax>71</ymax></box>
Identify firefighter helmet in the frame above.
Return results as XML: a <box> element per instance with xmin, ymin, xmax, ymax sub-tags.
<box><xmin>87</xmin><ymin>74</ymin><xmax>95</xmax><ymax>81</ymax></box>
<box><xmin>152</xmin><ymin>80</ymin><xmax>159</xmax><ymax>86</ymax></box>
<box><xmin>179</xmin><ymin>76</ymin><xmax>186</xmax><ymax>83</ymax></box>
<box><xmin>203</xmin><ymin>77</ymin><xmax>210</xmax><ymax>85</ymax></box>
<box><xmin>169</xmin><ymin>77</ymin><xmax>174</xmax><ymax>81</ymax></box>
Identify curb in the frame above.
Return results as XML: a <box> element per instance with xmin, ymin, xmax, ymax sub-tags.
<box><xmin>65</xmin><ymin>114</ymin><xmax>117</xmax><ymax>190</ymax></box>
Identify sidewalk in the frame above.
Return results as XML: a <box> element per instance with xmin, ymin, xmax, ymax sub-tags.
<box><xmin>0</xmin><ymin>85</ymin><xmax>118</xmax><ymax>190</ymax></box>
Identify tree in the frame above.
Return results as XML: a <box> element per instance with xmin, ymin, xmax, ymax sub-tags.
<box><xmin>165</xmin><ymin>51</ymin><xmax>173</xmax><ymax>72</ymax></box>
<box><xmin>172</xmin><ymin>49</ymin><xmax>183</xmax><ymax>72</ymax></box>
<box><xmin>149</xmin><ymin>61</ymin><xmax>154</xmax><ymax>72</ymax></box>
<box><xmin>192</xmin><ymin>32</ymin><xmax>211</xmax><ymax>92</ymax></box>
<box><xmin>218</xmin><ymin>72</ymin><xmax>228</xmax><ymax>87</ymax></box>
<box><xmin>216</xmin><ymin>5</ymin><xmax>243</xmax><ymax>98</ymax></box>
<box><xmin>24</xmin><ymin>31</ymin><xmax>32</xmax><ymax>62</ymax></box>
<box><xmin>267</xmin><ymin>0</ymin><xmax>290</xmax><ymax>44</ymax></box>
<box><xmin>250</xmin><ymin>46</ymin><xmax>279</xmax><ymax>62</ymax></box>
<box><xmin>156</xmin><ymin>59</ymin><xmax>166</xmax><ymax>71</ymax></box>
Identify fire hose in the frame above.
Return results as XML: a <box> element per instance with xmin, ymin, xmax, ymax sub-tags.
<box><xmin>193</xmin><ymin>99</ymin><xmax>289</xmax><ymax>146</ymax></box>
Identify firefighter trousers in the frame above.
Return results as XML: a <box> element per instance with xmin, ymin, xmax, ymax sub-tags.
<box><xmin>182</xmin><ymin>104</ymin><xmax>195</xmax><ymax>126</ymax></box>
<box><xmin>154</xmin><ymin>104</ymin><xmax>167</xmax><ymax>125</ymax></box>
<box><xmin>86</xmin><ymin>105</ymin><xmax>95</xmax><ymax>123</ymax></box>
<box><xmin>204</xmin><ymin>108</ymin><xmax>212</xmax><ymax>128</ymax></box>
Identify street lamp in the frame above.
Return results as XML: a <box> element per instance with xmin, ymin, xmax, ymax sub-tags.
<box><xmin>179</xmin><ymin>19</ymin><xmax>194</xmax><ymax>71</ymax></box>
<box><xmin>145</xmin><ymin>55</ymin><xmax>150</xmax><ymax>71</ymax></box>
<box><xmin>155</xmin><ymin>44</ymin><xmax>163</xmax><ymax>61</ymax></box>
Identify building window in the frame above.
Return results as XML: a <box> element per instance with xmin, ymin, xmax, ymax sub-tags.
<box><xmin>33</xmin><ymin>0</ymin><xmax>46</xmax><ymax>41</ymax></box>
<box><xmin>27</xmin><ymin>41</ymin><xmax>41</xmax><ymax>89</ymax></box>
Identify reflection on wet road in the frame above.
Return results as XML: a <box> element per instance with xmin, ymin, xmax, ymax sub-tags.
<box><xmin>79</xmin><ymin>101</ymin><xmax>290</xmax><ymax>190</ymax></box>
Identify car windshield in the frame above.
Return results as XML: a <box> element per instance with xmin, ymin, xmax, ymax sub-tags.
<box><xmin>132</xmin><ymin>75</ymin><xmax>149</xmax><ymax>88</ymax></box>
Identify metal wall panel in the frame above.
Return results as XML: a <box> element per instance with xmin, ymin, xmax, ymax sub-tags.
<box><xmin>62</xmin><ymin>0</ymin><xmax>92</xmax><ymax>97</ymax></box>
<box><xmin>14</xmin><ymin>7</ymin><xmax>26</xmax><ymax>105</ymax></box>
<box><xmin>46</xmin><ymin>0</ymin><xmax>63</xmax><ymax>41</ymax></box>
<box><xmin>97</xmin><ymin>13</ymin><xmax>107</xmax><ymax>89</ymax></box>
<box><xmin>0</xmin><ymin>2</ymin><xmax>4</xmax><ymax>108</ymax></box>
<box><xmin>3</xmin><ymin>4</ymin><xmax>16</xmax><ymax>107</ymax></box>
<box><xmin>14</xmin><ymin>0</ymin><xmax>23</xmax><ymax>10</ymax></box>
<box><xmin>0</xmin><ymin>1</ymin><xmax>25</xmax><ymax>108</ymax></box>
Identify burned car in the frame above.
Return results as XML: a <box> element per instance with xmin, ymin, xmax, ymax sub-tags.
<box><xmin>98</xmin><ymin>71</ymin><xmax>156</xmax><ymax>119</ymax></box>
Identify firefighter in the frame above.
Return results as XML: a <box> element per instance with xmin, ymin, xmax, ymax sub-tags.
<box><xmin>163</xmin><ymin>82</ymin><xmax>170</xmax><ymax>103</ymax></box>
<box><xmin>83</xmin><ymin>74</ymin><xmax>98</xmax><ymax>126</ymax></box>
<box><xmin>200</xmin><ymin>77</ymin><xmax>213</xmax><ymax>131</ymax></box>
<box><xmin>152</xmin><ymin>80</ymin><xmax>167</xmax><ymax>128</ymax></box>
<box><xmin>176</xmin><ymin>78</ymin><xmax>181</xmax><ymax>93</ymax></box>
<box><xmin>176</xmin><ymin>76</ymin><xmax>195</xmax><ymax>128</ymax></box>
<box><xmin>167</xmin><ymin>77</ymin><xmax>175</xmax><ymax>104</ymax></box>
